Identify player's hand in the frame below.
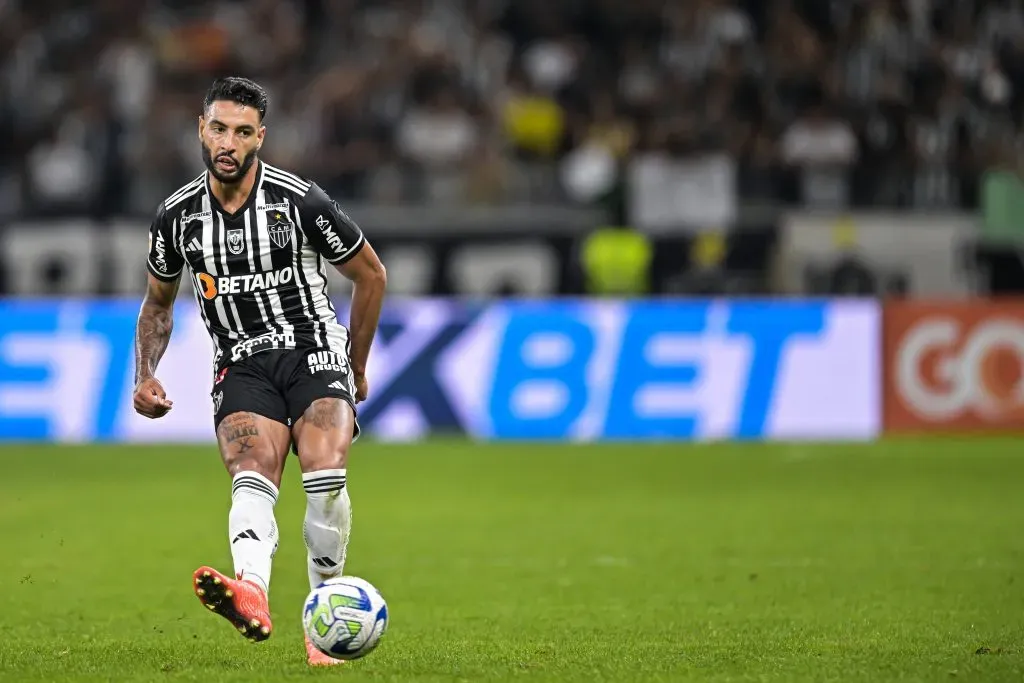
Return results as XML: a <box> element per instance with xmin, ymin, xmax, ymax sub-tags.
<box><xmin>133</xmin><ymin>376</ymin><xmax>174</xmax><ymax>419</ymax></box>
<box><xmin>353</xmin><ymin>373</ymin><xmax>369</xmax><ymax>403</ymax></box>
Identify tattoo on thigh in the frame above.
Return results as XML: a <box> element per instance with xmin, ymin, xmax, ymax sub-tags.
<box><xmin>218</xmin><ymin>414</ymin><xmax>260</xmax><ymax>447</ymax></box>
<box><xmin>307</xmin><ymin>400</ymin><xmax>340</xmax><ymax>430</ymax></box>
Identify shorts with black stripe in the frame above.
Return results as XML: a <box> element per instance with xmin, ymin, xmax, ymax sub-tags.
<box><xmin>211</xmin><ymin>348</ymin><xmax>360</xmax><ymax>446</ymax></box>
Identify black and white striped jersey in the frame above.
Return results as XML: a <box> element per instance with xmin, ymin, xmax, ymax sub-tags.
<box><xmin>146</xmin><ymin>161</ymin><xmax>365</xmax><ymax>371</ymax></box>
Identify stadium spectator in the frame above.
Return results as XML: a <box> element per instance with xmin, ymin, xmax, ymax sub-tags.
<box><xmin>3</xmin><ymin>0</ymin><xmax>1024</xmax><ymax>214</ymax></box>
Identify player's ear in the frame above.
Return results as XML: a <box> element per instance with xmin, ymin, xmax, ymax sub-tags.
<box><xmin>197</xmin><ymin>115</ymin><xmax>205</xmax><ymax>140</ymax></box>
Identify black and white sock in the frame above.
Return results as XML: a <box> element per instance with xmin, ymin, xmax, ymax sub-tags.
<box><xmin>302</xmin><ymin>469</ymin><xmax>351</xmax><ymax>589</ymax></box>
<box><xmin>229</xmin><ymin>471</ymin><xmax>279</xmax><ymax>595</ymax></box>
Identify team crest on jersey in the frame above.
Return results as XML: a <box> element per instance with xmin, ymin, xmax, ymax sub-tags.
<box><xmin>226</xmin><ymin>228</ymin><xmax>245</xmax><ymax>255</ymax></box>
<box><xmin>267</xmin><ymin>212</ymin><xmax>292</xmax><ymax>249</ymax></box>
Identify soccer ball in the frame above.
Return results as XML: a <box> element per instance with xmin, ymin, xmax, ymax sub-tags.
<box><xmin>302</xmin><ymin>576</ymin><xmax>389</xmax><ymax>660</ymax></box>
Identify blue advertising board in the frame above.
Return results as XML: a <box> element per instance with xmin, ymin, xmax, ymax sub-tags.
<box><xmin>0</xmin><ymin>298</ymin><xmax>880</xmax><ymax>442</ymax></box>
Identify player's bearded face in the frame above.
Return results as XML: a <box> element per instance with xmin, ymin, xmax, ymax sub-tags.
<box><xmin>202</xmin><ymin>140</ymin><xmax>257</xmax><ymax>184</ymax></box>
<box><xmin>199</xmin><ymin>102</ymin><xmax>263</xmax><ymax>184</ymax></box>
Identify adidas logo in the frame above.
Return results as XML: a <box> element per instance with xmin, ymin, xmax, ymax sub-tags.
<box><xmin>328</xmin><ymin>380</ymin><xmax>346</xmax><ymax>390</ymax></box>
<box><xmin>311</xmin><ymin>556</ymin><xmax>338</xmax><ymax>569</ymax></box>
<box><xmin>232</xmin><ymin>529</ymin><xmax>260</xmax><ymax>544</ymax></box>
<box><xmin>185</xmin><ymin>237</ymin><xmax>202</xmax><ymax>253</ymax></box>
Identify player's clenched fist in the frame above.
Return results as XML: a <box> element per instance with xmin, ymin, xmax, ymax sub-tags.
<box><xmin>133</xmin><ymin>376</ymin><xmax>174</xmax><ymax>418</ymax></box>
<box><xmin>354</xmin><ymin>372</ymin><xmax>369</xmax><ymax>403</ymax></box>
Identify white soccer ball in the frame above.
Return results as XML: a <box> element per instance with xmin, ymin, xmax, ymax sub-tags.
<box><xmin>302</xmin><ymin>576</ymin><xmax>389</xmax><ymax>660</ymax></box>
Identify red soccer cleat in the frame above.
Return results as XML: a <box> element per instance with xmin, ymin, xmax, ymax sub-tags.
<box><xmin>305</xmin><ymin>633</ymin><xmax>346</xmax><ymax>667</ymax></box>
<box><xmin>192</xmin><ymin>566</ymin><xmax>273</xmax><ymax>642</ymax></box>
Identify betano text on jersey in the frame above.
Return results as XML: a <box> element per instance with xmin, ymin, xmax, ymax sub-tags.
<box><xmin>146</xmin><ymin>161</ymin><xmax>365</xmax><ymax>370</ymax></box>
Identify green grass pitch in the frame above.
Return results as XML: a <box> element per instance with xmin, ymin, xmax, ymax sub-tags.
<box><xmin>0</xmin><ymin>438</ymin><xmax>1021</xmax><ymax>682</ymax></box>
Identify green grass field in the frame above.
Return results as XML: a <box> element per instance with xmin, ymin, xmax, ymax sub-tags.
<box><xmin>0</xmin><ymin>439</ymin><xmax>1021</xmax><ymax>682</ymax></box>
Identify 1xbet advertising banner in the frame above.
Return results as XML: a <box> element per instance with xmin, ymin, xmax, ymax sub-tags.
<box><xmin>883</xmin><ymin>300</ymin><xmax>1024</xmax><ymax>433</ymax></box>
<box><xmin>0</xmin><ymin>299</ymin><xmax>880</xmax><ymax>442</ymax></box>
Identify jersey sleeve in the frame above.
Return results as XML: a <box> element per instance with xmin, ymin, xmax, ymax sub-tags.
<box><xmin>298</xmin><ymin>183</ymin><xmax>366</xmax><ymax>265</ymax></box>
<box><xmin>146</xmin><ymin>204</ymin><xmax>184</xmax><ymax>282</ymax></box>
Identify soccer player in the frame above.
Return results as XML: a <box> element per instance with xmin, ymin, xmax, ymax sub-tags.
<box><xmin>131</xmin><ymin>77</ymin><xmax>386</xmax><ymax>666</ymax></box>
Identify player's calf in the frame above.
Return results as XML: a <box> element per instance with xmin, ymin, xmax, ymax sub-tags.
<box><xmin>229</xmin><ymin>470</ymin><xmax>280</xmax><ymax>593</ymax></box>
<box><xmin>293</xmin><ymin>398</ymin><xmax>357</xmax><ymax>589</ymax></box>
<box><xmin>302</xmin><ymin>468</ymin><xmax>351</xmax><ymax>589</ymax></box>
<box><xmin>215</xmin><ymin>412</ymin><xmax>290</xmax><ymax>595</ymax></box>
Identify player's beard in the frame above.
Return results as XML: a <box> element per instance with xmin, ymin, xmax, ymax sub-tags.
<box><xmin>202</xmin><ymin>143</ymin><xmax>258</xmax><ymax>184</ymax></box>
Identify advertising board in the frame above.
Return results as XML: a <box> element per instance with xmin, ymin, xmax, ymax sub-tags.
<box><xmin>883</xmin><ymin>300</ymin><xmax>1024</xmax><ymax>432</ymax></box>
<box><xmin>0</xmin><ymin>299</ymin><xmax>881</xmax><ymax>442</ymax></box>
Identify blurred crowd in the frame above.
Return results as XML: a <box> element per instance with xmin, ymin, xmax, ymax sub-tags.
<box><xmin>2</xmin><ymin>0</ymin><xmax>1024</xmax><ymax>220</ymax></box>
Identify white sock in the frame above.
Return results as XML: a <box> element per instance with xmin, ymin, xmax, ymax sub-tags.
<box><xmin>302</xmin><ymin>469</ymin><xmax>351</xmax><ymax>590</ymax></box>
<box><xmin>229</xmin><ymin>471</ymin><xmax>279</xmax><ymax>595</ymax></box>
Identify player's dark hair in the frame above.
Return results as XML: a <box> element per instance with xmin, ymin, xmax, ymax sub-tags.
<box><xmin>203</xmin><ymin>77</ymin><xmax>268</xmax><ymax>121</ymax></box>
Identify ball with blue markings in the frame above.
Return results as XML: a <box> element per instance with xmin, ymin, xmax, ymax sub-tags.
<box><xmin>302</xmin><ymin>576</ymin><xmax>389</xmax><ymax>660</ymax></box>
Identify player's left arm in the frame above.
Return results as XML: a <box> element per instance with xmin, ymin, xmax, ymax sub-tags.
<box><xmin>301</xmin><ymin>184</ymin><xmax>387</xmax><ymax>402</ymax></box>
<box><xmin>338</xmin><ymin>241</ymin><xmax>386</xmax><ymax>402</ymax></box>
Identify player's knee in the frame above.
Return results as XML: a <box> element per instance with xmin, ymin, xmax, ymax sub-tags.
<box><xmin>225</xmin><ymin>453</ymin><xmax>279</xmax><ymax>483</ymax></box>
<box><xmin>301</xmin><ymin>444</ymin><xmax>349</xmax><ymax>472</ymax></box>
<box><xmin>223</xmin><ymin>446</ymin><xmax>279</xmax><ymax>482</ymax></box>
<box><xmin>217</xmin><ymin>412</ymin><xmax>283</xmax><ymax>483</ymax></box>
<box><xmin>297</xmin><ymin>398</ymin><xmax>353</xmax><ymax>470</ymax></box>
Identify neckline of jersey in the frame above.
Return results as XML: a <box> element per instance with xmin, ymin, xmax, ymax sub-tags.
<box><xmin>205</xmin><ymin>160</ymin><xmax>264</xmax><ymax>220</ymax></box>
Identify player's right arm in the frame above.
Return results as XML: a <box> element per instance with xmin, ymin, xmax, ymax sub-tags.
<box><xmin>133</xmin><ymin>205</ymin><xmax>184</xmax><ymax>419</ymax></box>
